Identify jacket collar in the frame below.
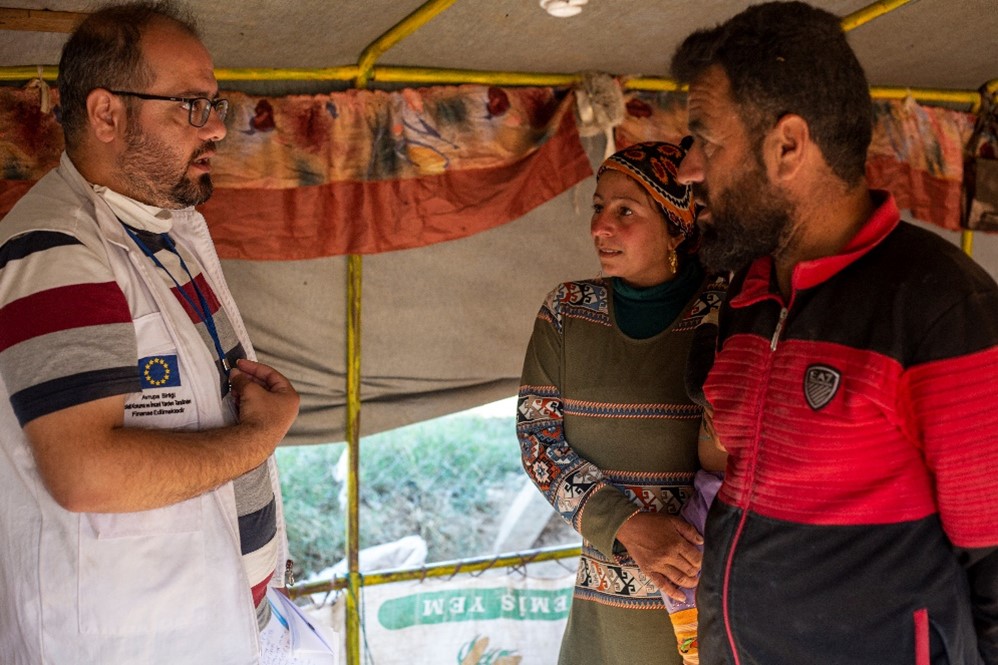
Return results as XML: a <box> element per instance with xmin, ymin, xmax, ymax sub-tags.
<box><xmin>729</xmin><ymin>190</ymin><xmax>899</xmax><ymax>308</ymax></box>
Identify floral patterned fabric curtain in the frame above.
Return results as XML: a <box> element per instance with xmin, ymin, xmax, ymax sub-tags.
<box><xmin>0</xmin><ymin>83</ymin><xmax>976</xmax><ymax>237</ymax></box>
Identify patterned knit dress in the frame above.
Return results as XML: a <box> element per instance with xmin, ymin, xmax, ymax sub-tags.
<box><xmin>517</xmin><ymin>273</ymin><xmax>726</xmax><ymax>664</ymax></box>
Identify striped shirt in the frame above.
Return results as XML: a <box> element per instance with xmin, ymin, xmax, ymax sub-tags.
<box><xmin>0</xmin><ymin>188</ymin><xmax>278</xmax><ymax>628</ymax></box>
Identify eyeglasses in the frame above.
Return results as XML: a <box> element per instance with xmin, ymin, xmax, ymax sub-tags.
<box><xmin>106</xmin><ymin>89</ymin><xmax>229</xmax><ymax>127</ymax></box>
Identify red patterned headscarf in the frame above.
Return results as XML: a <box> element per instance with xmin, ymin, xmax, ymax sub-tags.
<box><xmin>597</xmin><ymin>140</ymin><xmax>700</xmax><ymax>251</ymax></box>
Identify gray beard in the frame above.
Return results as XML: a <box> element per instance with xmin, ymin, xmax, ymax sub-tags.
<box><xmin>118</xmin><ymin>125</ymin><xmax>214</xmax><ymax>208</ymax></box>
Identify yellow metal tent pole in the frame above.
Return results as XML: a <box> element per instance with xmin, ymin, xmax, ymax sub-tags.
<box><xmin>840</xmin><ymin>0</ymin><xmax>915</xmax><ymax>32</ymax></box>
<box><xmin>371</xmin><ymin>65</ymin><xmax>577</xmax><ymax>87</ymax></box>
<box><xmin>962</xmin><ymin>230</ymin><xmax>974</xmax><ymax>257</ymax></box>
<box><xmin>624</xmin><ymin>75</ymin><xmax>979</xmax><ymax>106</ymax></box>
<box><xmin>289</xmin><ymin>543</ymin><xmax>582</xmax><ymax>598</ymax></box>
<box><xmin>345</xmin><ymin>3</ymin><xmax>460</xmax><ymax>664</ymax></box>
<box><xmin>343</xmin><ymin>253</ymin><xmax>362</xmax><ymax>665</ymax></box>
<box><xmin>355</xmin><ymin>0</ymin><xmax>459</xmax><ymax>88</ymax></box>
<box><xmin>214</xmin><ymin>66</ymin><xmax>360</xmax><ymax>82</ymax></box>
<box><xmin>0</xmin><ymin>65</ymin><xmax>980</xmax><ymax>108</ymax></box>
<box><xmin>865</xmin><ymin>86</ymin><xmax>979</xmax><ymax>106</ymax></box>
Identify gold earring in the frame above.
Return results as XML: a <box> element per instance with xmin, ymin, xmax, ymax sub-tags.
<box><xmin>669</xmin><ymin>249</ymin><xmax>678</xmax><ymax>273</ymax></box>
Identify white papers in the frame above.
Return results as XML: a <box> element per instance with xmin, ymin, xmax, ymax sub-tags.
<box><xmin>260</xmin><ymin>588</ymin><xmax>339</xmax><ymax>665</ymax></box>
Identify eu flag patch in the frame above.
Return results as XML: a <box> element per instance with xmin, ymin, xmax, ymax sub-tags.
<box><xmin>138</xmin><ymin>355</ymin><xmax>182</xmax><ymax>389</ymax></box>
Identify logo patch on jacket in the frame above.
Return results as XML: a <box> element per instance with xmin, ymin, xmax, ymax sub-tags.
<box><xmin>139</xmin><ymin>355</ymin><xmax>182</xmax><ymax>389</ymax></box>
<box><xmin>804</xmin><ymin>364</ymin><xmax>840</xmax><ymax>410</ymax></box>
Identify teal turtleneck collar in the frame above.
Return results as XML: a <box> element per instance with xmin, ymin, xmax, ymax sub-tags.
<box><xmin>612</xmin><ymin>258</ymin><xmax>705</xmax><ymax>339</ymax></box>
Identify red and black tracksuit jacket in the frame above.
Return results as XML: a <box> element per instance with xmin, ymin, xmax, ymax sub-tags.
<box><xmin>699</xmin><ymin>193</ymin><xmax>998</xmax><ymax>665</ymax></box>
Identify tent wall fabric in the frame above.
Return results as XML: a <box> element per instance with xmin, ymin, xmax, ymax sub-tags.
<box><xmin>0</xmin><ymin>82</ymin><xmax>983</xmax><ymax>444</ymax></box>
<box><xmin>219</xmin><ymin>194</ymin><xmax>598</xmax><ymax>445</ymax></box>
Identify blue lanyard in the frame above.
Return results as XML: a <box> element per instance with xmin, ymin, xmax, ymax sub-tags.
<box><xmin>123</xmin><ymin>225</ymin><xmax>232</xmax><ymax>381</ymax></box>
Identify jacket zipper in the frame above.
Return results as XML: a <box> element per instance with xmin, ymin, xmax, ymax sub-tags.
<box><xmin>722</xmin><ymin>303</ymin><xmax>789</xmax><ymax>664</ymax></box>
<box><xmin>770</xmin><ymin>306</ymin><xmax>788</xmax><ymax>351</ymax></box>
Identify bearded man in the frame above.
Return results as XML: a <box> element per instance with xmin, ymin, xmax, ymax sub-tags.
<box><xmin>0</xmin><ymin>3</ymin><xmax>301</xmax><ymax>663</ymax></box>
<box><xmin>672</xmin><ymin>3</ymin><xmax>998</xmax><ymax>663</ymax></box>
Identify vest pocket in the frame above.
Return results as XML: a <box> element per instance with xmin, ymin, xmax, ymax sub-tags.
<box><xmin>78</xmin><ymin>498</ymin><xmax>207</xmax><ymax>635</ymax></box>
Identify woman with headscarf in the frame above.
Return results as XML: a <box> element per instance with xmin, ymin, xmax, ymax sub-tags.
<box><xmin>517</xmin><ymin>140</ymin><xmax>726</xmax><ymax>665</ymax></box>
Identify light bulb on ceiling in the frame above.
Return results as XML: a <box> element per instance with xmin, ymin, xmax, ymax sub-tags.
<box><xmin>540</xmin><ymin>0</ymin><xmax>588</xmax><ymax>18</ymax></box>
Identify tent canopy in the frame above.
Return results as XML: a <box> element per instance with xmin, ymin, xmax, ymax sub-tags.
<box><xmin>0</xmin><ymin>0</ymin><xmax>995</xmax><ymax>94</ymax></box>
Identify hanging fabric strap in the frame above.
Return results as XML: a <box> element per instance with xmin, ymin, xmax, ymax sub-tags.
<box><xmin>122</xmin><ymin>224</ymin><xmax>232</xmax><ymax>382</ymax></box>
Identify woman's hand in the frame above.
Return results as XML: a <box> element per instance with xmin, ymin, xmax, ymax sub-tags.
<box><xmin>615</xmin><ymin>511</ymin><xmax>703</xmax><ymax>601</ymax></box>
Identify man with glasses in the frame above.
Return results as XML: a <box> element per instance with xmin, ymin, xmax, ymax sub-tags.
<box><xmin>0</xmin><ymin>3</ymin><xmax>302</xmax><ymax>663</ymax></box>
